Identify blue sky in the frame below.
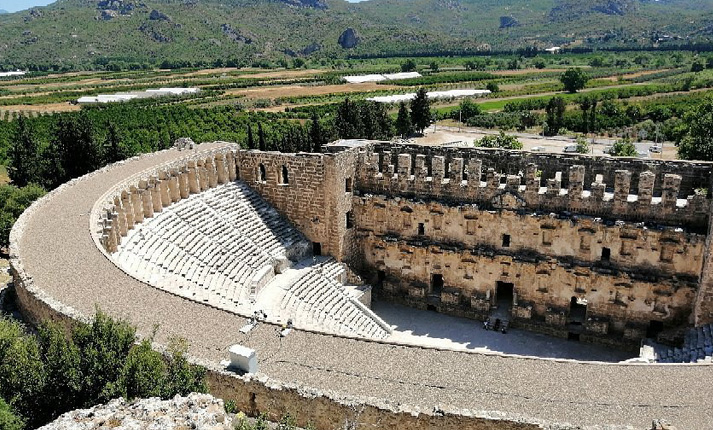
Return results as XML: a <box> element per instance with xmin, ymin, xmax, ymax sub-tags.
<box><xmin>0</xmin><ymin>0</ymin><xmax>56</xmax><ymax>12</ymax></box>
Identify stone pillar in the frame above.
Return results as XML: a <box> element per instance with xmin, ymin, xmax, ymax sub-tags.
<box><xmin>168</xmin><ymin>170</ymin><xmax>181</xmax><ymax>203</ymax></box>
<box><xmin>198</xmin><ymin>160</ymin><xmax>209</xmax><ymax>191</ymax></box>
<box><xmin>431</xmin><ymin>156</ymin><xmax>445</xmax><ymax>182</ymax></box>
<box><xmin>694</xmin><ymin>200</ymin><xmax>713</xmax><ymax>326</ymax></box>
<box><xmin>568</xmin><ymin>165</ymin><xmax>585</xmax><ymax>203</ymax></box>
<box><xmin>179</xmin><ymin>168</ymin><xmax>190</xmax><ymax>199</ymax></box>
<box><xmin>591</xmin><ymin>177</ymin><xmax>605</xmax><ymax>202</ymax></box>
<box><xmin>206</xmin><ymin>157</ymin><xmax>218</xmax><ymax>188</ymax></box>
<box><xmin>662</xmin><ymin>173</ymin><xmax>682</xmax><ymax>213</ymax></box>
<box><xmin>226</xmin><ymin>151</ymin><xmax>237</xmax><ymax>181</ymax></box>
<box><xmin>187</xmin><ymin>161</ymin><xmax>200</xmax><ymax>194</ymax></box>
<box><xmin>467</xmin><ymin>159</ymin><xmax>482</xmax><ymax>186</ymax></box>
<box><xmin>638</xmin><ymin>171</ymin><xmax>655</xmax><ymax>207</ymax></box>
<box><xmin>613</xmin><ymin>170</ymin><xmax>631</xmax><ymax>214</ymax></box>
<box><xmin>414</xmin><ymin>154</ymin><xmax>428</xmax><ymax>181</ymax></box>
<box><xmin>159</xmin><ymin>171</ymin><xmax>171</xmax><ymax>208</ymax></box>
<box><xmin>380</xmin><ymin>151</ymin><xmax>391</xmax><ymax>174</ymax></box>
<box><xmin>215</xmin><ymin>154</ymin><xmax>228</xmax><ymax>184</ymax></box>
<box><xmin>524</xmin><ymin>163</ymin><xmax>539</xmax><ymax>204</ymax></box>
<box><xmin>397</xmin><ymin>153</ymin><xmax>411</xmax><ymax>178</ymax></box>
<box><xmin>139</xmin><ymin>180</ymin><xmax>154</xmax><ymax>219</ymax></box>
<box><xmin>150</xmin><ymin>178</ymin><xmax>163</xmax><ymax>213</ymax></box>
<box><xmin>486</xmin><ymin>168</ymin><xmax>499</xmax><ymax>189</ymax></box>
<box><xmin>114</xmin><ymin>196</ymin><xmax>128</xmax><ymax>236</ymax></box>
<box><xmin>450</xmin><ymin>158</ymin><xmax>464</xmax><ymax>183</ymax></box>
<box><xmin>367</xmin><ymin>152</ymin><xmax>381</xmax><ymax>176</ymax></box>
<box><xmin>130</xmin><ymin>186</ymin><xmax>144</xmax><ymax>224</ymax></box>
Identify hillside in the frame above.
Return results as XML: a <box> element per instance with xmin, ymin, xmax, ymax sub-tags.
<box><xmin>0</xmin><ymin>0</ymin><xmax>712</xmax><ymax>70</ymax></box>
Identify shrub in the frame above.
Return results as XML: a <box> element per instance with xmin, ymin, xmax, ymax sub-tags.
<box><xmin>0</xmin><ymin>398</ymin><xmax>24</xmax><ymax>430</ymax></box>
<box><xmin>474</xmin><ymin>131</ymin><xmax>523</xmax><ymax>150</ymax></box>
<box><xmin>561</xmin><ymin>68</ymin><xmax>588</xmax><ymax>93</ymax></box>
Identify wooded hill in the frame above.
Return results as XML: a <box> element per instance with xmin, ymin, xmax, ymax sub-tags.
<box><xmin>1</xmin><ymin>0</ymin><xmax>712</xmax><ymax>70</ymax></box>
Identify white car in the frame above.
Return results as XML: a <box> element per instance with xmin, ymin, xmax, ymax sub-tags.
<box><xmin>649</xmin><ymin>145</ymin><xmax>662</xmax><ymax>153</ymax></box>
<box><xmin>531</xmin><ymin>146</ymin><xmax>545</xmax><ymax>152</ymax></box>
<box><xmin>563</xmin><ymin>145</ymin><xmax>578</xmax><ymax>153</ymax></box>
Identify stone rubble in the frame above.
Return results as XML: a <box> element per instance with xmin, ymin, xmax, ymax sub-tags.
<box><xmin>37</xmin><ymin>393</ymin><xmax>233</xmax><ymax>430</ymax></box>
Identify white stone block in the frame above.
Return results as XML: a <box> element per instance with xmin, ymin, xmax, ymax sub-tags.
<box><xmin>229</xmin><ymin>344</ymin><xmax>258</xmax><ymax>374</ymax></box>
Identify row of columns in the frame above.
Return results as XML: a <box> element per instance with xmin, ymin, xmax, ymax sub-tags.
<box><xmin>101</xmin><ymin>151</ymin><xmax>238</xmax><ymax>253</ymax></box>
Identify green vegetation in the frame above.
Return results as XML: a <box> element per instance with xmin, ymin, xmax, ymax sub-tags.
<box><xmin>561</xmin><ymin>68</ymin><xmax>589</xmax><ymax>93</ymax></box>
<box><xmin>0</xmin><ymin>184</ymin><xmax>46</xmax><ymax>249</ymax></box>
<box><xmin>677</xmin><ymin>97</ymin><xmax>713</xmax><ymax>160</ymax></box>
<box><xmin>0</xmin><ymin>312</ymin><xmax>206</xmax><ymax>429</ymax></box>
<box><xmin>2</xmin><ymin>0</ymin><xmax>713</xmax><ymax>71</ymax></box>
<box><xmin>575</xmin><ymin>136</ymin><xmax>590</xmax><ymax>154</ymax></box>
<box><xmin>474</xmin><ymin>131</ymin><xmax>522</xmax><ymax>150</ymax></box>
<box><xmin>410</xmin><ymin>88</ymin><xmax>432</xmax><ymax>134</ymax></box>
<box><xmin>610</xmin><ymin>138</ymin><xmax>638</xmax><ymax>157</ymax></box>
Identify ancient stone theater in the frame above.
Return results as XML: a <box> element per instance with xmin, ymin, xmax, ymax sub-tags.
<box><xmin>10</xmin><ymin>139</ymin><xmax>713</xmax><ymax>429</ymax></box>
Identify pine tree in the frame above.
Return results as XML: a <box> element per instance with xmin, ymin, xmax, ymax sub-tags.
<box><xmin>9</xmin><ymin>115</ymin><xmax>40</xmax><ymax>187</ymax></box>
<box><xmin>103</xmin><ymin>121</ymin><xmax>125</xmax><ymax>165</ymax></box>
<box><xmin>247</xmin><ymin>124</ymin><xmax>255</xmax><ymax>149</ymax></box>
<box><xmin>309</xmin><ymin>113</ymin><xmax>325</xmax><ymax>151</ymax></box>
<box><xmin>258</xmin><ymin>123</ymin><xmax>266</xmax><ymax>151</ymax></box>
<box><xmin>395</xmin><ymin>102</ymin><xmax>412</xmax><ymax>138</ymax></box>
<box><xmin>410</xmin><ymin>88</ymin><xmax>432</xmax><ymax>135</ymax></box>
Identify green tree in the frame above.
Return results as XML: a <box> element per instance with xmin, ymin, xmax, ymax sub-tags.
<box><xmin>575</xmin><ymin>136</ymin><xmax>590</xmax><ymax>154</ymax></box>
<box><xmin>545</xmin><ymin>97</ymin><xmax>566</xmax><ymax>136</ymax></box>
<box><xmin>309</xmin><ymin>113</ymin><xmax>325</xmax><ymax>152</ymax></box>
<box><xmin>474</xmin><ymin>131</ymin><xmax>522</xmax><ymax>149</ymax></box>
<box><xmin>73</xmin><ymin>310</ymin><xmax>136</xmax><ymax>406</ymax></box>
<box><xmin>0</xmin><ymin>398</ymin><xmax>24</xmax><ymax>430</ymax></box>
<box><xmin>9</xmin><ymin>115</ymin><xmax>40</xmax><ymax>187</ymax></box>
<box><xmin>53</xmin><ymin>112</ymin><xmax>101</xmax><ymax>184</ymax></box>
<box><xmin>258</xmin><ymin>123</ymin><xmax>266</xmax><ymax>151</ymax></box>
<box><xmin>456</xmin><ymin>99</ymin><xmax>482</xmax><ymax>122</ymax></box>
<box><xmin>395</xmin><ymin>102</ymin><xmax>412</xmax><ymax>137</ymax></box>
<box><xmin>410</xmin><ymin>88</ymin><xmax>432</xmax><ymax>134</ymax></box>
<box><xmin>611</xmin><ymin>138</ymin><xmax>638</xmax><ymax>157</ymax></box>
<box><xmin>691</xmin><ymin>60</ymin><xmax>705</xmax><ymax>73</ymax></box>
<box><xmin>560</xmin><ymin>68</ymin><xmax>589</xmax><ymax>93</ymax></box>
<box><xmin>247</xmin><ymin>124</ymin><xmax>256</xmax><ymax>150</ymax></box>
<box><xmin>486</xmin><ymin>82</ymin><xmax>499</xmax><ymax>93</ymax></box>
<box><xmin>429</xmin><ymin>61</ymin><xmax>439</xmax><ymax>72</ymax></box>
<box><xmin>0</xmin><ymin>184</ymin><xmax>46</xmax><ymax>249</ymax></box>
<box><xmin>102</xmin><ymin>121</ymin><xmax>126</xmax><ymax>165</ymax></box>
<box><xmin>401</xmin><ymin>59</ymin><xmax>417</xmax><ymax>72</ymax></box>
<box><xmin>335</xmin><ymin>98</ymin><xmax>361</xmax><ymax>139</ymax></box>
<box><xmin>36</xmin><ymin>323</ymin><xmax>83</xmax><ymax>422</ymax></box>
<box><xmin>678</xmin><ymin>97</ymin><xmax>713</xmax><ymax>160</ymax></box>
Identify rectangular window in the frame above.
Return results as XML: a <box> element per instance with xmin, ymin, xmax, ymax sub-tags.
<box><xmin>601</xmin><ymin>247</ymin><xmax>611</xmax><ymax>261</ymax></box>
<box><xmin>418</xmin><ymin>223</ymin><xmax>425</xmax><ymax>236</ymax></box>
<box><xmin>346</xmin><ymin>211</ymin><xmax>354</xmax><ymax>229</ymax></box>
<box><xmin>345</xmin><ymin>177</ymin><xmax>353</xmax><ymax>192</ymax></box>
<box><xmin>502</xmin><ymin>234</ymin><xmax>511</xmax><ymax>248</ymax></box>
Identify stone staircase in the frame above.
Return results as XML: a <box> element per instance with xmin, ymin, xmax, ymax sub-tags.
<box><xmin>112</xmin><ymin>181</ymin><xmax>391</xmax><ymax>340</ymax></box>
<box><xmin>645</xmin><ymin>324</ymin><xmax>713</xmax><ymax>363</ymax></box>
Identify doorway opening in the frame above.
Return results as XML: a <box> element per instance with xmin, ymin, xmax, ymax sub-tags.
<box><xmin>569</xmin><ymin>296</ymin><xmax>587</xmax><ymax>325</ymax></box>
<box><xmin>312</xmin><ymin>242</ymin><xmax>322</xmax><ymax>256</ymax></box>
<box><xmin>647</xmin><ymin>320</ymin><xmax>664</xmax><ymax>339</ymax></box>
<box><xmin>431</xmin><ymin>274</ymin><xmax>444</xmax><ymax>295</ymax></box>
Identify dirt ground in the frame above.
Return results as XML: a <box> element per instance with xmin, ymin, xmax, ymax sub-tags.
<box><xmin>229</xmin><ymin>82</ymin><xmax>397</xmax><ymax>100</ymax></box>
<box><xmin>0</xmin><ymin>103</ymin><xmax>80</xmax><ymax>115</ymax></box>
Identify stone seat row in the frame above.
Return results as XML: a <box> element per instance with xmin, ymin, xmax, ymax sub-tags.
<box><xmin>279</xmin><ymin>261</ymin><xmax>389</xmax><ymax>339</ymax></box>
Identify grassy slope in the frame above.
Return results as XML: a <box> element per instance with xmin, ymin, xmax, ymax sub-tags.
<box><xmin>0</xmin><ymin>0</ymin><xmax>711</xmax><ymax>68</ymax></box>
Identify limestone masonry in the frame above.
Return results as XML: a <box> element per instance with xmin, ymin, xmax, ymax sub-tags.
<box><xmin>10</xmin><ymin>139</ymin><xmax>713</xmax><ymax>429</ymax></box>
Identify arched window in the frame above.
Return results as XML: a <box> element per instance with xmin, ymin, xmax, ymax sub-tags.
<box><xmin>281</xmin><ymin>165</ymin><xmax>289</xmax><ymax>184</ymax></box>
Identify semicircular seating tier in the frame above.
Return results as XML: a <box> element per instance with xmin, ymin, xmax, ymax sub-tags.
<box><xmin>112</xmin><ymin>180</ymin><xmax>391</xmax><ymax>340</ymax></box>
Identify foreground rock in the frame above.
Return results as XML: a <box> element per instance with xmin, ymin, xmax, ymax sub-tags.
<box><xmin>38</xmin><ymin>393</ymin><xmax>233</xmax><ymax>430</ymax></box>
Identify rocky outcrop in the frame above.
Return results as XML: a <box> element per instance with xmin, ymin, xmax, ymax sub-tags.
<box><xmin>499</xmin><ymin>16</ymin><xmax>520</xmax><ymax>28</ymax></box>
<box><xmin>338</xmin><ymin>28</ymin><xmax>360</xmax><ymax>49</ymax></box>
<box><xmin>549</xmin><ymin>0</ymin><xmax>636</xmax><ymax>21</ymax></box>
<box><xmin>281</xmin><ymin>0</ymin><xmax>328</xmax><ymax>9</ymax></box>
<box><xmin>221</xmin><ymin>24</ymin><xmax>253</xmax><ymax>44</ymax></box>
<box><xmin>37</xmin><ymin>393</ymin><xmax>233</xmax><ymax>430</ymax></box>
<box><xmin>149</xmin><ymin>9</ymin><xmax>171</xmax><ymax>21</ymax></box>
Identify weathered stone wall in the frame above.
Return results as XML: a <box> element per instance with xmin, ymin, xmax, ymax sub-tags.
<box><xmin>354</xmin><ymin>196</ymin><xmax>706</xmax><ymax>278</ymax></box>
<box><xmin>355</xmin><ymin>144</ymin><xmax>712</xmax><ymax>230</ymax></box>
<box><xmin>362</xmin><ymin>236</ymin><xmax>697</xmax><ymax>343</ymax></box>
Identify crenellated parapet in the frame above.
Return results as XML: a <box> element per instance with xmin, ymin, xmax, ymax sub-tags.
<box><xmin>355</xmin><ymin>144</ymin><xmax>713</xmax><ymax>229</ymax></box>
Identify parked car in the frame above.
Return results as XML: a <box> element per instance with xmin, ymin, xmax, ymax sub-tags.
<box><xmin>563</xmin><ymin>145</ymin><xmax>577</xmax><ymax>153</ymax></box>
<box><xmin>649</xmin><ymin>145</ymin><xmax>662</xmax><ymax>153</ymax></box>
<box><xmin>531</xmin><ymin>146</ymin><xmax>545</xmax><ymax>152</ymax></box>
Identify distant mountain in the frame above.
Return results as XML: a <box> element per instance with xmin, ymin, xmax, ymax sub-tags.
<box><xmin>0</xmin><ymin>9</ymin><xmax>8</xmax><ymax>14</ymax></box>
<box><xmin>0</xmin><ymin>0</ymin><xmax>712</xmax><ymax>70</ymax></box>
